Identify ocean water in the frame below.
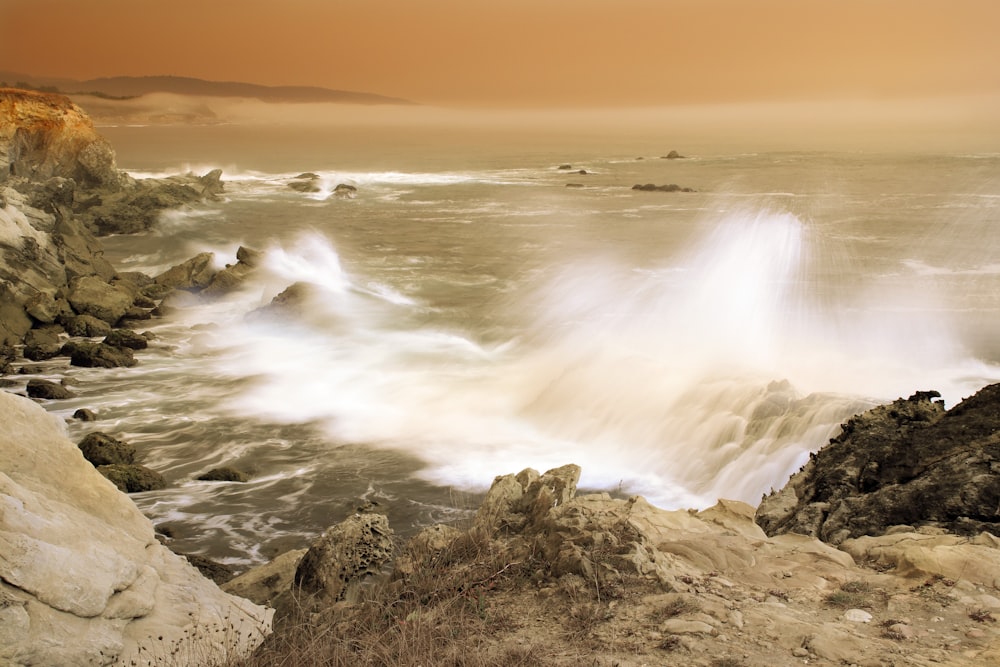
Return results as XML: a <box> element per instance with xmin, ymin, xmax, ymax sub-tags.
<box><xmin>41</xmin><ymin>122</ymin><xmax>1000</xmax><ymax>567</ymax></box>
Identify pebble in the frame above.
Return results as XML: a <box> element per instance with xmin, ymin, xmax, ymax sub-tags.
<box><xmin>792</xmin><ymin>647</ymin><xmax>809</xmax><ymax>657</ymax></box>
<box><xmin>888</xmin><ymin>623</ymin><xmax>915</xmax><ymax>639</ymax></box>
<box><xmin>966</xmin><ymin>628</ymin><xmax>985</xmax><ymax>639</ymax></box>
<box><xmin>843</xmin><ymin>608</ymin><xmax>873</xmax><ymax>623</ymax></box>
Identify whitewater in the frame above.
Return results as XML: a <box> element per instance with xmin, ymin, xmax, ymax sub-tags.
<box><xmin>51</xmin><ymin>127</ymin><xmax>1000</xmax><ymax>566</ymax></box>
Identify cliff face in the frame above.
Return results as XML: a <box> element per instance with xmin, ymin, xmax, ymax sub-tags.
<box><xmin>0</xmin><ymin>88</ymin><xmax>121</xmax><ymax>189</ymax></box>
<box><xmin>0</xmin><ymin>390</ymin><xmax>272</xmax><ymax>666</ymax></box>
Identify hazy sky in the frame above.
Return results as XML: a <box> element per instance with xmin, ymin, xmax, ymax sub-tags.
<box><xmin>2</xmin><ymin>0</ymin><xmax>998</xmax><ymax>107</ymax></box>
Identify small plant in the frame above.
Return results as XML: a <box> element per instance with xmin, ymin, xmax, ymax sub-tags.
<box><xmin>651</xmin><ymin>595</ymin><xmax>701</xmax><ymax>621</ymax></box>
<box><xmin>824</xmin><ymin>580</ymin><xmax>875</xmax><ymax>609</ymax></box>
<box><xmin>658</xmin><ymin>635</ymin><xmax>682</xmax><ymax>652</ymax></box>
<box><xmin>969</xmin><ymin>608</ymin><xmax>996</xmax><ymax>623</ymax></box>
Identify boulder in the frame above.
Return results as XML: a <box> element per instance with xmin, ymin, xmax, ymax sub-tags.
<box><xmin>201</xmin><ymin>246</ymin><xmax>263</xmax><ymax>297</ymax></box>
<box><xmin>631</xmin><ymin>183</ymin><xmax>695</xmax><ymax>193</ymax></box>
<box><xmin>25</xmin><ymin>378</ymin><xmax>76</xmax><ymax>400</ymax></box>
<box><xmin>0</xmin><ymin>390</ymin><xmax>271</xmax><ymax>665</ymax></box>
<box><xmin>294</xmin><ymin>513</ymin><xmax>395</xmax><ymax>602</ymax></box>
<box><xmin>72</xmin><ymin>408</ymin><xmax>96</xmax><ymax>421</ymax></box>
<box><xmin>288</xmin><ymin>180</ymin><xmax>321</xmax><ymax>193</ymax></box>
<box><xmin>22</xmin><ymin>326</ymin><xmax>63</xmax><ymax>361</ymax></box>
<box><xmin>198</xmin><ymin>168</ymin><xmax>225</xmax><ymax>199</ymax></box>
<box><xmin>66</xmin><ymin>341</ymin><xmax>137</xmax><ymax>368</ymax></box>
<box><xmin>24</xmin><ymin>291</ymin><xmax>72</xmax><ymax>324</ymax></box>
<box><xmin>222</xmin><ymin>549</ymin><xmax>308</xmax><ymax>607</ymax></box>
<box><xmin>662</xmin><ymin>150</ymin><xmax>685</xmax><ymax>159</ymax></box>
<box><xmin>103</xmin><ymin>328</ymin><xmax>148</xmax><ymax>350</ymax></box>
<box><xmin>756</xmin><ymin>387</ymin><xmax>1000</xmax><ymax>544</ymax></box>
<box><xmin>67</xmin><ymin>275</ymin><xmax>134</xmax><ymax>325</ymax></box>
<box><xmin>97</xmin><ymin>463</ymin><xmax>167</xmax><ymax>493</ymax></box>
<box><xmin>153</xmin><ymin>252</ymin><xmax>216</xmax><ymax>291</ymax></box>
<box><xmin>0</xmin><ymin>283</ymin><xmax>32</xmax><ymax>346</ymax></box>
<box><xmin>77</xmin><ymin>431</ymin><xmax>136</xmax><ymax>466</ymax></box>
<box><xmin>62</xmin><ymin>313</ymin><xmax>112</xmax><ymax>337</ymax></box>
<box><xmin>247</xmin><ymin>281</ymin><xmax>316</xmax><ymax>320</ymax></box>
<box><xmin>332</xmin><ymin>183</ymin><xmax>357</xmax><ymax>198</ymax></box>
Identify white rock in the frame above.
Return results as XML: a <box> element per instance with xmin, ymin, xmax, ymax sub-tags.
<box><xmin>0</xmin><ymin>391</ymin><xmax>273</xmax><ymax>666</ymax></box>
<box><xmin>843</xmin><ymin>608</ymin><xmax>873</xmax><ymax>623</ymax></box>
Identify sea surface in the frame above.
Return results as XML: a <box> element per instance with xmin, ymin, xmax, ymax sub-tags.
<box><xmin>35</xmin><ymin>122</ymin><xmax>1000</xmax><ymax>567</ymax></box>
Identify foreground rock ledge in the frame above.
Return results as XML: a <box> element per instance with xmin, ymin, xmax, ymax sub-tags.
<box><xmin>0</xmin><ymin>390</ymin><xmax>272</xmax><ymax>666</ymax></box>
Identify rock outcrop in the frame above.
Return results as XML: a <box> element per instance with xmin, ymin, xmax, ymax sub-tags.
<box><xmin>0</xmin><ymin>390</ymin><xmax>272</xmax><ymax>666</ymax></box>
<box><xmin>756</xmin><ymin>386</ymin><xmax>1000</xmax><ymax>544</ymax></box>
<box><xmin>631</xmin><ymin>183</ymin><xmax>696</xmax><ymax>193</ymax></box>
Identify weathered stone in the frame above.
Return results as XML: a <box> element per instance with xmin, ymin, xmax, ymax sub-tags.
<box><xmin>78</xmin><ymin>431</ymin><xmax>136</xmax><ymax>466</ymax></box>
<box><xmin>294</xmin><ymin>513</ymin><xmax>394</xmax><ymax>602</ymax></box>
<box><xmin>153</xmin><ymin>251</ymin><xmax>216</xmax><ymax>291</ymax></box>
<box><xmin>67</xmin><ymin>275</ymin><xmax>134</xmax><ymax>324</ymax></box>
<box><xmin>72</xmin><ymin>408</ymin><xmax>97</xmax><ymax>421</ymax></box>
<box><xmin>223</xmin><ymin>549</ymin><xmax>308</xmax><ymax>607</ymax></box>
<box><xmin>201</xmin><ymin>246</ymin><xmax>262</xmax><ymax>297</ymax></box>
<box><xmin>97</xmin><ymin>463</ymin><xmax>167</xmax><ymax>493</ymax></box>
<box><xmin>0</xmin><ymin>390</ymin><xmax>271</xmax><ymax>665</ymax></box>
<box><xmin>0</xmin><ymin>283</ymin><xmax>32</xmax><ymax>345</ymax></box>
<box><xmin>62</xmin><ymin>313</ymin><xmax>112</xmax><ymax>337</ymax></box>
<box><xmin>631</xmin><ymin>183</ymin><xmax>695</xmax><ymax>193</ymax></box>
<box><xmin>757</xmin><ymin>387</ymin><xmax>1000</xmax><ymax>543</ymax></box>
<box><xmin>24</xmin><ymin>291</ymin><xmax>71</xmax><ymax>324</ymax></box>
<box><xmin>25</xmin><ymin>378</ymin><xmax>76</xmax><ymax>400</ymax></box>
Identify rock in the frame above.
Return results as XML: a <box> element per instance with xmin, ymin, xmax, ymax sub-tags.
<box><xmin>67</xmin><ymin>341</ymin><xmax>136</xmax><ymax>368</ymax></box>
<box><xmin>67</xmin><ymin>275</ymin><xmax>134</xmax><ymax>325</ymax></box>
<box><xmin>62</xmin><ymin>313</ymin><xmax>112</xmax><ymax>337</ymax></box>
<box><xmin>247</xmin><ymin>281</ymin><xmax>316</xmax><ymax>320</ymax></box>
<box><xmin>295</xmin><ymin>172</ymin><xmax>319</xmax><ymax>180</ymax></box>
<box><xmin>662</xmin><ymin>150</ymin><xmax>685</xmax><ymax>159</ymax></box>
<box><xmin>24</xmin><ymin>291</ymin><xmax>71</xmax><ymax>324</ymax></box>
<box><xmin>757</xmin><ymin>387</ymin><xmax>1000</xmax><ymax>543</ymax></box>
<box><xmin>22</xmin><ymin>325</ymin><xmax>63</xmax><ymax>361</ymax></box>
<box><xmin>288</xmin><ymin>180</ymin><xmax>321</xmax><ymax>193</ymax></box>
<box><xmin>566</xmin><ymin>183</ymin><xmax>584</xmax><ymax>188</ymax></box>
<box><xmin>332</xmin><ymin>183</ymin><xmax>357</xmax><ymax>198</ymax></box>
<box><xmin>197</xmin><ymin>467</ymin><xmax>250</xmax><ymax>483</ymax></box>
<box><xmin>201</xmin><ymin>246</ymin><xmax>263</xmax><ymax>297</ymax></box>
<box><xmin>72</xmin><ymin>408</ymin><xmax>96</xmax><ymax>421</ymax></box>
<box><xmin>660</xmin><ymin>619</ymin><xmax>717</xmax><ymax>635</ymax></box>
<box><xmin>153</xmin><ymin>251</ymin><xmax>216</xmax><ymax>291</ymax></box>
<box><xmin>0</xmin><ymin>390</ymin><xmax>271</xmax><ymax>665</ymax></box>
<box><xmin>198</xmin><ymin>168</ymin><xmax>225</xmax><ymax>198</ymax></box>
<box><xmin>631</xmin><ymin>183</ymin><xmax>696</xmax><ymax>193</ymax></box>
<box><xmin>176</xmin><ymin>552</ymin><xmax>235</xmax><ymax>584</ymax></box>
<box><xmin>223</xmin><ymin>549</ymin><xmax>308</xmax><ymax>607</ymax></box>
<box><xmin>843</xmin><ymin>608</ymin><xmax>873</xmax><ymax>623</ymax></box>
<box><xmin>294</xmin><ymin>513</ymin><xmax>394</xmax><ymax>602</ymax></box>
<box><xmin>0</xmin><ymin>283</ymin><xmax>32</xmax><ymax>346</ymax></box>
<box><xmin>25</xmin><ymin>378</ymin><xmax>76</xmax><ymax>400</ymax></box>
<box><xmin>103</xmin><ymin>328</ymin><xmax>148</xmax><ymax>350</ymax></box>
<box><xmin>0</xmin><ymin>89</ymin><xmax>122</xmax><ymax>188</ymax></box>
<box><xmin>97</xmin><ymin>463</ymin><xmax>167</xmax><ymax>493</ymax></box>
<box><xmin>77</xmin><ymin>431</ymin><xmax>136</xmax><ymax>466</ymax></box>
<box><xmin>557</xmin><ymin>164</ymin><xmax>573</xmax><ymax>170</ymax></box>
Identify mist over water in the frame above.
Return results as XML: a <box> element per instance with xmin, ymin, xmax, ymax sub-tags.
<box><xmin>77</xmin><ymin>127</ymin><xmax>1000</xmax><ymax>565</ymax></box>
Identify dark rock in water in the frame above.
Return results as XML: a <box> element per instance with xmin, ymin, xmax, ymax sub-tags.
<box><xmin>557</xmin><ymin>164</ymin><xmax>573</xmax><ymax>170</ymax></box>
<box><xmin>631</xmin><ymin>183</ymin><xmax>696</xmax><ymax>193</ymax></box>
<box><xmin>0</xmin><ymin>344</ymin><xmax>15</xmax><ymax>374</ymax></box>
<box><xmin>295</xmin><ymin>172</ymin><xmax>320</xmax><ymax>180</ymax></box>
<box><xmin>294</xmin><ymin>513</ymin><xmax>394</xmax><ymax>602</ymax></box>
<box><xmin>198</xmin><ymin>168</ymin><xmax>225</xmax><ymax>199</ymax></box>
<box><xmin>78</xmin><ymin>431</ymin><xmax>136</xmax><ymax>466</ymax></box>
<box><xmin>756</xmin><ymin>385</ymin><xmax>1000</xmax><ymax>544</ymax></box>
<box><xmin>67</xmin><ymin>341</ymin><xmax>136</xmax><ymax>368</ymax></box>
<box><xmin>121</xmin><ymin>306</ymin><xmax>152</xmax><ymax>321</ymax></box>
<box><xmin>67</xmin><ymin>275</ymin><xmax>134</xmax><ymax>324</ymax></box>
<box><xmin>97</xmin><ymin>463</ymin><xmax>166</xmax><ymax>493</ymax></box>
<box><xmin>103</xmin><ymin>329</ymin><xmax>148</xmax><ymax>350</ymax></box>
<box><xmin>565</xmin><ymin>183</ymin><xmax>585</xmax><ymax>188</ymax></box>
<box><xmin>73</xmin><ymin>408</ymin><xmax>97</xmax><ymax>421</ymax></box>
<box><xmin>662</xmin><ymin>150</ymin><xmax>685</xmax><ymax>159</ymax></box>
<box><xmin>140</xmin><ymin>282</ymin><xmax>174</xmax><ymax>301</ymax></box>
<box><xmin>332</xmin><ymin>183</ymin><xmax>357</xmax><ymax>198</ymax></box>
<box><xmin>23</xmin><ymin>341</ymin><xmax>62</xmax><ymax>361</ymax></box>
<box><xmin>63</xmin><ymin>314</ymin><xmax>113</xmax><ymax>337</ymax></box>
<box><xmin>177</xmin><ymin>552</ymin><xmax>235</xmax><ymax>585</ymax></box>
<box><xmin>26</xmin><ymin>378</ymin><xmax>76</xmax><ymax>400</ymax></box>
<box><xmin>197</xmin><ymin>467</ymin><xmax>250</xmax><ymax>483</ymax></box>
<box><xmin>154</xmin><ymin>252</ymin><xmax>216</xmax><ymax>291</ymax></box>
<box><xmin>131</xmin><ymin>294</ymin><xmax>157</xmax><ymax>309</ymax></box>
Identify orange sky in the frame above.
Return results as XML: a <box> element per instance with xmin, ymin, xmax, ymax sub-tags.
<box><xmin>2</xmin><ymin>0</ymin><xmax>998</xmax><ymax>107</ymax></box>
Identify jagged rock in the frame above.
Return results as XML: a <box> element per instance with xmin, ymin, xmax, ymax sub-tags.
<box><xmin>662</xmin><ymin>150</ymin><xmax>685</xmax><ymax>159</ymax></box>
<box><xmin>201</xmin><ymin>246</ymin><xmax>263</xmax><ymax>297</ymax></box>
<box><xmin>97</xmin><ymin>463</ymin><xmax>167</xmax><ymax>493</ymax></box>
<box><xmin>176</xmin><ymin>552</ymin><xmax>235</xmax><ymax>584</ymax></box>
<box><xmin>103</xmin><ymin>328</ymin><xmax>148</xmax><ymax>350</ymax></box>
<box><xmin>248</xmin><ymin>281</ymin><xmax>316</xmax><ymax>320</ymax></box>
<box><xmin>83</xmin><ymin>173</ymin><xmax>221</xmax><ymax>236</ymax></box>
<box><xmin>197</xmin><ymin>467</ymin><xmax>250</xmax><ymax>483</ymax></box>
<box><xmin>756</xmin><ymin>387</ymin><xmax>1000</xmax><ymax>544</ymax></box>
<box><xmin>77</xmin><ymin>431</ymin><xmax>136</xmax><ymax>466</ymax></box>
<box><xmin>24</xmin><ymin>291</ymin><xmax>72</xmax><ymax>324</ymax></box>
<box><xmin>66</xmin><ymin>341</ymin><xmax>136</xmax><ymax>368</ymax></box>
<box><xmin>62</xmin><ymin>313</ymin><xmax>112</xmax><ymax>337</ymax></box>
<box><xmin>332</xmin><ymin>183</ymin><xmax>357</xmax><ymax>198</ymax></box>
<box><xmin>198</xmin><ymin>168</ymin><xmax>225</xmax><ymax>199</ymax></box>
<box><xmin>0</xmin><ymin>283</ymin><xmax>32</xmax><ymax>346</ymax></box>
<box><xmin>153</xmin><ymin>251</ymin><xmax>216</xmax><ymax>291</ymax></box>
<box><xmin>67</xmin><ymin>275</ymin><xmax>134</xmax><ymax>324</ymax></box>
<box><xmin>0</xmin><ymin>390</ymin><xmax>271</xmax><ymax>665</ymax></box>
<box><xmin>294</xmin><ymin>513</ymin><xmax>394</xmax><ymax>602</ymax></box>
<box><xmin>25</xmin><ymin>378</ymin><xmax>76</xmax><ymax>400</ymax></box>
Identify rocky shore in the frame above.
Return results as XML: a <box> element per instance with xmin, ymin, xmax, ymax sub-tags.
<box><xmin>2</xmin><ymin>88</ymin><xmax>999</xmax><ymax>666</ymax></box>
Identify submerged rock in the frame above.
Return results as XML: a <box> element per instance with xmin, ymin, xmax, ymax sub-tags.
<box><xmin>65</xmin><ymin>341</ymin><xmax>137</xmax><ymax>368</ymax></box>
<box><xmin>103</xmin><ymin>328</ymin><xmax>148</xmax><ymax>350</ymax></box>
<box><xmin>77</xmin><ymin>431</ymin><xmax>136</xmax><ymax>466</ymax></box>
<box><xmin>756</xmin><ymin>386</ymin><xmax>1000</xmax><ymax>543</ymax></box>
<box><xmin>153</xmin><ymin>251</ymin><xmax>217</xmax><ymax>291</ymax></box>
<box><xmin>25</xmin><ymin>378</ymin><xmax>76</xmax><ymax>400</ymax></box>
<box><xmin>197</xmin><ymin>467</ymin><xmax>250</xmax><ymax>483</ymax></box>
<box><xmin>631</xmin><ymin>183</ymin><xmax>696</xmax><ymax>193</ymax></box>
<box><xmin>97</xmin><ymin>463</ymin><xmax>167</xmax><ymax>493</ymax></box>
